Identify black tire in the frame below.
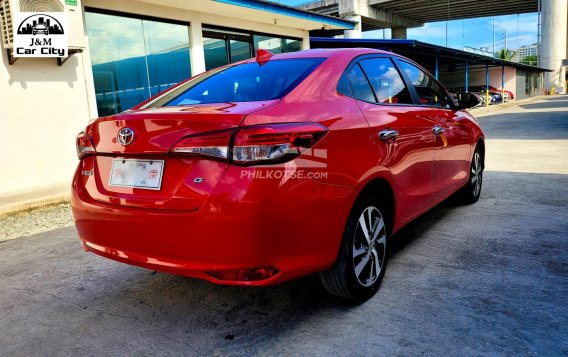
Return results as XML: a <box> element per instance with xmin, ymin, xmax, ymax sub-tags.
<box><xmin>320</xmin><ymin>195</ymin><xmax>389</xmax><ymax>302</ymax></box>
<box><xmin>456</xmin><ymin>146</ymin><xmax>484</xmax><ymax>204</ymax></box>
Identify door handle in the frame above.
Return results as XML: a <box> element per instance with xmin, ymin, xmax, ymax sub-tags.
<box><xmin>432</xmin><ymin>126</ymin><xmax>445</xmax><ymax>136</ymax></box>
<box><xmin>379</xmin><ymin>129</ymin><xmax>399</xmax><ymax>141</ymax></box>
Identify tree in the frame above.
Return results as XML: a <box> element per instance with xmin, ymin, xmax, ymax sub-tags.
<box><xmin>521</xmin><ymin>55</ymin><xmax>538</xmax><ymax>66</ymax></box>
<box><xmin>497</xmin><ymin>49</ymin><xmax>514</xmax><ymax>60</ymax></box>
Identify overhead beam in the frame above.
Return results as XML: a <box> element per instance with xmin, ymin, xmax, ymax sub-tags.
<box><xmin>368</xmin><ymin>0</ymin><xmax>538</xmax><ymax>24</ymax></box>
<box><xmin>298</xmin><ymin>0</ymin><xmax>339</xmax><ymax>17</ymax></box>
<box><xmin>337</xmin><ymin>0</ymin><xmax>422</xmax><ymax>27</ymax></box>
<box><xmin>299</xmin><ymin>0</ymin><xmax>538</xmax><ymax>32</ymax></box>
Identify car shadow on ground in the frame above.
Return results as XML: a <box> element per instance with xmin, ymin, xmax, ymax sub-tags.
<box><xmin>388</xmin><ymin>198</ymin><xmax>457</xmax><ymax>257</ymax></box>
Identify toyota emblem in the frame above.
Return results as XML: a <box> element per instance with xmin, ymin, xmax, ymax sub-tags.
<box><xmin>117</xmin><ymin>127</ymin><xmax>135</xmax><ymax>146</ymax></box>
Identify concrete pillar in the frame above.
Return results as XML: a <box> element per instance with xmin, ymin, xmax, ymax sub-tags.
<box><xmin>540</xmin><ymin>0</ymin><xmax>568</xmax><ymax>92</ymax></box>
<box><xmin>391</xmin><ymin>26</ymin><xmax>407</xmax><ymax>39</ymax></box>
<box><xmin>344</xmin><ymin>15</ymin><xmax>362</xmax><ymax>38</ymax></box>
<box><xmin>189</xmin><ymin>20</ymin><xmax>206</xmax><ymax>75</ymax></box>
<box><xmin>301</xmin><ymin>31</ymin><xmax>310</xmax><ymax>50</ymax></box>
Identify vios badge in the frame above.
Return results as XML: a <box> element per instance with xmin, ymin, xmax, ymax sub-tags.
<box><xmin>117</xmin><ymin>127</ymin><xmax>135</xmax><ymax>146</ymax></box>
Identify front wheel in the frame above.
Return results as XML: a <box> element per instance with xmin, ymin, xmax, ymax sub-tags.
<box><xmin>320</xmin><ymin>196</ymin><xmax>389</xmax><ymax>302</ymax></box>
<box><xmin>456</xmin><ymin>147</ymin><xmax>483</xmax><ymax>204</ymax></box>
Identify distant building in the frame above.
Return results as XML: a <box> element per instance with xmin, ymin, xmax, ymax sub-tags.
<box><xmin>513</xmin><ymin>44</ymin><xmax>539</xmax><ymax>62</ymax></box>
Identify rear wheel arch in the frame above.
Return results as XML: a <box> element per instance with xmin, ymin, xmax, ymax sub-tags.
<box><xmin>475</xmin><ymin>138</ymin><xmax>485</xmax><ymax>170</ymax></box>
<box><xmin>357</xmin><ymin>178</ymin><xmax>396</xmax><ymax>236</ymax></box>
<box><xmin>320</xmin><ymin>178</ymin><xmax>394</xmax><ymax>301</ymax></box>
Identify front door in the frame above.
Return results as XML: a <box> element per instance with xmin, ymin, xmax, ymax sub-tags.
<box><xmin>396</xmin><ymin>60</ymin><xmax>471</xmax><ymax>199</ymax></box>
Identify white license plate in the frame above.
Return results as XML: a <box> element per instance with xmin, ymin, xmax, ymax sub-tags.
<box><xmin>109</xmin><ymin>159</ymin><xmax>164</xmax><ymax>190</ymax></box>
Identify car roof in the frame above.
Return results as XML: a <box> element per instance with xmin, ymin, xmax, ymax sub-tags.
<box><xmin>243</xmin><ymin>48</ymin><xmax>394</xmax><ymax>62</ymax></box>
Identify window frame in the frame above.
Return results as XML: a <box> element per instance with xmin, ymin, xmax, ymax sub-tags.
<box><xmin>203</xmin><ymin>24</ymin><xmax>302</xmax><ymax>56</ymax></box>
<box><xmin>337</xmin><ymin>54</ymin><xmax>458</xmax><ymax>111</ymax></box>
<box><xmin>337</xmin><ymin>54</ymin><xmax>420</xmax><ymax>107</ymax></box>
<box><xmin>203</xmin><ymin>27</ymin><xmax>254</xmax><ymax>67</ymax></box>
<box><xmin>392</xmin><ymin>57</ymin><xmax>458</xmax><ymax>110</ymax></box>
<box><xmin>203</xmin><ymin>24</ymin><xmax>303</xmax><ymax>44</ymax></box>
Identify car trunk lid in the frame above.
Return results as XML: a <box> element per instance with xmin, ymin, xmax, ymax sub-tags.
<box><xmin>88</xmin><ymin>101</ymin><xmax>279</xmax><ymax>154</ymax></box>
<box><xmin>80</xmin><ymin>101</ymin><xmax>278</xmax><ymax>211</ymax></box>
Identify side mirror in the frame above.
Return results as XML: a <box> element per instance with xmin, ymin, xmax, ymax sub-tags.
<box><xmin>456</xmin><ymin>92</ymin><xmax>481</xmax><ymax>110</ymax></box>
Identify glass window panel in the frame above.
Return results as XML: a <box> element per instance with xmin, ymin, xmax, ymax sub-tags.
<box><xmin>348</xmin><ymin>65</ymin><xmax>376</xmax><ymax>103</ymax></box>
<box><xmin>85</xmin><ymin>12</ymin><xmax>191</xmax><ymax>116</ymax></box>
<box><xmin>85</xmin><ymin>12</ymin><xmax>148</xmax><ymax>116</ymax></box>
<box><xmin>359</xmin><ymin>58</ymin><xmax>413</xmax><ymax>104</ymax></box>
<box><xmin>398</xmin><ymin>60</ymin><xmax>451</xmax><ymax>107</ymax></box>
<box><xmin>254</xmin><ymin>35</ymin><xmax>283</xmax><ymax>54</ymax></box>
<box><xmin>281</xmin><ymin>39</ymin><xmax>301</xmax><ymax>53</ymax></box>
<box><xmin>143</xmin><ymin>20</ymin><xmax>191</xmax><ymax>96</ymax></box>
<box><xmin>204</xmin><ymin>37</ymin><xmax>229</xmax><ymax>71</ymax></box>
<box><xmin>162</xmin><ymin>58</ymin><xmax>324</xmax><ymax>106</ymax></box>
<box><xmin>254</xmin><ymin>35</ymin><xmax>302</xmax><ymax>54</ymax></box>
<box><xmin>230</xmin><ymin>39</ymin><xmax>252</xmax><ymax>62</ymax></box>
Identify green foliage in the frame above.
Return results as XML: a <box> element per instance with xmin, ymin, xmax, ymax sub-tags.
<box><xmin>521</xmin><ymin>55</ymin><xmax>538</xmax><ymax>66</ymax></box>
<box><xmin>497</xmin><ymin>49</ymin><xmax>514</xmax><ymax>60</ymax></box>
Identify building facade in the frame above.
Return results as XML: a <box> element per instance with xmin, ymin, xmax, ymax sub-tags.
<box><xmin>0</xmin><ymin>0</ymin><xmax>352</xmax><ymax>200</ymax></box>
<box><xmin>513</xmin><ymin>44</ymin><xmax>538</xmax><ymax>63</ymax></box>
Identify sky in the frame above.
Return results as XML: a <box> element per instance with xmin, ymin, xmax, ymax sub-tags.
<box><xmin>273</xmin><ymin>0</ymin><xmax>539</xmax><ymax>52</ymax></box>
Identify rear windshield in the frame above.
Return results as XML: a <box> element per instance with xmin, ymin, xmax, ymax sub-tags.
<box><xmin>156</xmin><ymin>58</ymin><xmax>325</xmax><ymax>106</ymax></box>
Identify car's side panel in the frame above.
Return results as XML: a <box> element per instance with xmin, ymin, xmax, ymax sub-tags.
<box><xmin>414</xmin><ymin>107</ymin><xmax>473</xmax><ymax>198</ymax></box>
<box><xmin>354</xmin><ymin>102</ymin><xmax>437</xmax><ymax>222</ymax></box>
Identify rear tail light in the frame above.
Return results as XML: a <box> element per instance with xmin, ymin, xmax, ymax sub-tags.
<box><xmin>232</xmin><ymin>123</ymin><xmax>327</xmax><ymax>165</ymax></box>
<box><xmin>170</xmin><ymin>123</ymin><xmax>327</xmax><ymax>165</ymax></box>
<box><xmin>170</xmin><ymin>129</ymin><xmax>233</xmax><ymax>160</ymax></box>
<box><xmin>76</xmin><ymin>131</ymin><xmax>95</xmax><ymax>159</ymax></box>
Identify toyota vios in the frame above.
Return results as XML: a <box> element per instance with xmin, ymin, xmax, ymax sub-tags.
<box><xmin>72</xmin><ymin>49</ymin><xmax>484</xmax><ymax>301</ymax></box>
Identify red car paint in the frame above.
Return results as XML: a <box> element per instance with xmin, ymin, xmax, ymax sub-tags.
<box><xmin>72</xmin><ymin>48</ymin><xmax>484</xmax><ymax>286</ymax></box>
<box><xmin>488</xmin><ymin>85</ymin><xmax>514</xmax><ymax>99</ymax></box>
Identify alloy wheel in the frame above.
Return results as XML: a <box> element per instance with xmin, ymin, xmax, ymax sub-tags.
<box><xmin>352</xmin><ymin>206</ymin><xmax>386</xmax><ymax>287</ymax></box>
<box><xmin>471</xmin><ymin>152</ymin><xmax>482</xmax><ymax>197</ymax></box>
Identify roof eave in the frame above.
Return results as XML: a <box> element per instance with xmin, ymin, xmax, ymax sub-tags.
<box><xmin>213</xmin><ymin>0</ymin><xmax>355</xmax><ymax>30</ymax></box>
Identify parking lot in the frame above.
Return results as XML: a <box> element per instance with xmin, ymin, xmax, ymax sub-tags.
<box><xmin>1</xmin><ymin>96</ymin><xmax>567</xmax><ymax>356</ymax></box>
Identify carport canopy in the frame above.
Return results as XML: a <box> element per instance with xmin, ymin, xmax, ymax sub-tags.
<box><xmin>311</xmin><ymin>37</ymin><xmax>550</xmax><ymax>104</ymax></box>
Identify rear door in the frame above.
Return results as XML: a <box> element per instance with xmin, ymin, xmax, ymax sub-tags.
<box><xmin>343</xmin><ymin>56</ymin><xmax>437</xmax><ymax>222</ymax></box>
<box><xmin>395</xmin><ymin>59</ymin><xmax>472</xmax><ymax>198</ymax></box>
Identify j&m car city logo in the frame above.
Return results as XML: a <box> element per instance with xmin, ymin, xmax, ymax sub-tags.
<box><xmin>13</xmin><ymin>12</ymin><xmax>67</xmax><ymax>57</ymax></box>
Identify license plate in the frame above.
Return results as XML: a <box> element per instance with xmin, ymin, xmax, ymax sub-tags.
<box><xmin>109</xmin><ymin>159</ymin><xmax>164</xmax><ymax>190</ymax></box>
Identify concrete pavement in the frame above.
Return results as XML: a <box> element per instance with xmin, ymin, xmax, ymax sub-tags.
<box><xmin>0</xmin><ymin>96</ymin><xmax>567</xmax><ymax>356</ymax></box>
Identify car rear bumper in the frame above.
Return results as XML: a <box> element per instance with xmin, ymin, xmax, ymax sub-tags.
<box><xmin>71</xmin><ymin>165</ymin><xmax>356</xmax><ymax>286</ymax></box>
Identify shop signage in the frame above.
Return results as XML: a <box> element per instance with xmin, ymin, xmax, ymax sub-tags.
<box><xmin>13</xmin><ymin>12</ymin><xmax>68</xmax><ymax>57</ymax></box>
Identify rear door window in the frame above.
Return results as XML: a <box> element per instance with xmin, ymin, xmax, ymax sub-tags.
<box><xmin>159</xmin><ymin>58</ymin><xmax>324</xmax><ymax>106</ymax></box>
<box><xmin>397</xmin><ymin>60</ymin><xmax>451</xmax><ymax>108</ymax></box>
<box><xmin>358</xmin><ymin>58</ymin><xmax>414</xmax><ymax>104</ymax></box>
<box><xmin>346</xmin><ymin>65</ymin><xmax>376</xmax><ymax>103</ymax></box>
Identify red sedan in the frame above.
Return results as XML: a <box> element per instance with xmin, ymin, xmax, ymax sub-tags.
<box><xmin>488</xmin><ymin>85</ymin><xmax>514</xmax><ymax>100</ymax></box>
<box><xmin>72</xmin><ymin>48</ymin><xmax>484</xmax><ymax>301</ymax></box>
